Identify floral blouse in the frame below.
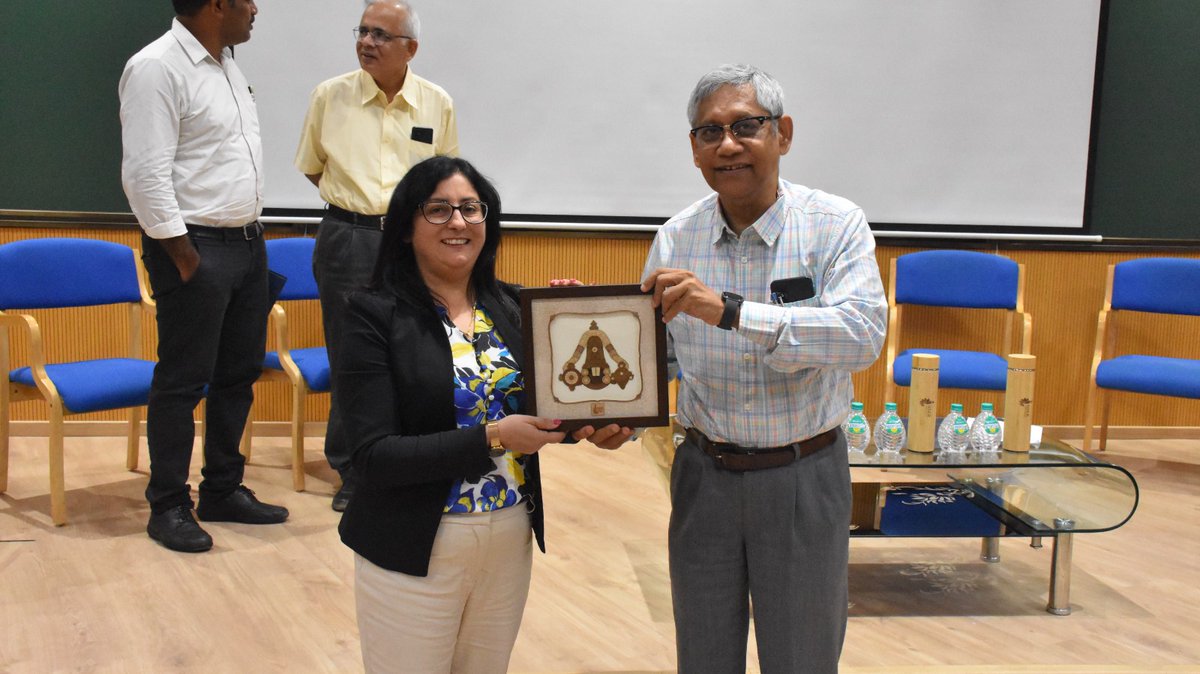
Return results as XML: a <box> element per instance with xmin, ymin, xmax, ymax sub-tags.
<box><xmin>438</xmin><ymin>304</ymin><xmax>529</xmax><ymax>513</ymax></box>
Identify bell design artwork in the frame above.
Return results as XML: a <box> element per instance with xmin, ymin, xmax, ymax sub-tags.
<box><xmin>558</xmin><ymin>320</ymin><xmax>634</xmax><ymax>391</ymax></box>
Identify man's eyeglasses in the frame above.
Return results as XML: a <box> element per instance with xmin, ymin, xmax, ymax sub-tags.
<box><xmin>420</xmin><ymin>200</ymin><xmax>488</xmax><ymax>225</ymax></box>
<box><xmin>352</xmin><ymin>26</ymin><xmax>414</xmax><ymax>45</ymax></box>
<box><xmin>689</xmin><ymin>115</ymin><xmax>780</xmax><ymax>147</ymax></box>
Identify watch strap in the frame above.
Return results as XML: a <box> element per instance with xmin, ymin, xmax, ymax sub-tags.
<box><xmin>718</xmin><ymin>292</ymin><xmax>743</xmax><ymax>330</ymax></box>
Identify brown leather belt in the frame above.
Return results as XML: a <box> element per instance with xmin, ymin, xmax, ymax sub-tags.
<box><xmin>686</xmin><ymin>427</ymin><xmax>838</xmax><ymax>472</ymax></box>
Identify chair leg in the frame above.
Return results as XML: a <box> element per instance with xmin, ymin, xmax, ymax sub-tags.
<box><xmin>1082</xmin><ymin>383</ymin><xmax>1099</xmax><ymax>453</ymax></box>
<box><xmin>240</xmin><ymin>407</ymin><xmax>254</xmax><ymax>462</ymax></box>
<box><xmin>1098</xmin><ymin>389</ymin><xmax>1113</xmax><ymax>452</ymax></box>
<box><xmin>291</xmin><ymin>387</ymin><xmax>306</xmax><ymax>492</ymax></box>
<box><xmin>49</xmin><ymin>406</ymin><xmax>67</xmax><ymax>526</ymax></box>
<box><xmin>0</xmin><ymin>395</ymin><xmax>9</xmax><ymax>493</ymax></box>
<box><xmin>126</xmin><ymin>406</ymin><xmax>142</xmax><ymax>471</ymax></box>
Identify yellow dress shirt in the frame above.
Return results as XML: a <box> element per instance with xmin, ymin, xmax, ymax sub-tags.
<box><xmin>295</xmin><ymin>69</ymin><xmax>459</xmax><ymax>216</ymax></box>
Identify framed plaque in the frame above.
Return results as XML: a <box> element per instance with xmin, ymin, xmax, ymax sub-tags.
<box><xmin>519</xmin><ymin>284</ymin><xmax>669</xmax><ymax>433</ymax></box>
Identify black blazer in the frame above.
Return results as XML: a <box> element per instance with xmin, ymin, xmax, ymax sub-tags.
<box><xmin>337</xmin><ymin>282</ymin><xmax>544</xmax><ymax>576</ymax></box>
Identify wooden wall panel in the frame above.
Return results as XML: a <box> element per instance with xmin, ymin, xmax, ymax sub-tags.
<box><xmin>4</xmin><ymin>225</ymin><xmax>1199</xmax><ymax>428</ymax></box>
<box><xmin>496</xmin><ymin>233</ymin><xmax>652</xmax><ymax>286</ymax></box>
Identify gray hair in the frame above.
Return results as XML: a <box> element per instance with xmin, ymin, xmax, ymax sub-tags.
<box><xmin>686</xmin><ymin>64</ymin><xmax>785</xmax><ymax>127</ymax></box>
<box><xmin>366</xmin><ymin>0</ymin><xmax>421</xmax><ymax>39</ymax></box>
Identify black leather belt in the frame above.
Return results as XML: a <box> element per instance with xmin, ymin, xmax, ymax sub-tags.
<box><xmin>687</xmin><ymin>427</ymin><xmax>838</xmax><ymax>472</ymax></box>
<box><xmin>327</xmin><ymin>205</ymin><xmax>385</xmax><ymax>230</ymax></box>
<box><xmin>185</xmin><ymin>221</ymin><xmax>263</xmax><ymax>241</ymax></box>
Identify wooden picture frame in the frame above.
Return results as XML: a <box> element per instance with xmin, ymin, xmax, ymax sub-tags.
<box><xmin>519</xmin><ymin>284</ymin><xmax>669</xmax><ymax>433</ymax></box>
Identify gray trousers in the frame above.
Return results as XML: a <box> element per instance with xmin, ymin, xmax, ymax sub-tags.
<box><xmin>313</xmin><ymin>213</ymin><xmax>382</xmax><ymax>478</ymax></box>
<box><xmin>669</xmin><ymin>428</ymin><xmax>851</xmax><ymax>674</ymax></box>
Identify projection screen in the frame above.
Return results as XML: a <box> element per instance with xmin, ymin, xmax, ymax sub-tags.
<box><xmin>240</xmin><ymin>0</ymin><xmax>1102</xmax><ymax>228</ymax></box>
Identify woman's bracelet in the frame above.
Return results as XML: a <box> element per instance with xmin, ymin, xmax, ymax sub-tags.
<box><xmin>486</xmin><ymin>420</ymin><xmax>505</xmax><ymax>457</ymax></box>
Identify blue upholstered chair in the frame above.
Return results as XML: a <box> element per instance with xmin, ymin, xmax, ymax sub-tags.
<box><xmin>883</xmin><ymin>250</ymin><xmax>1032</xmax><ymax>407</ymax></box>
<box><xmin>1082</xmin><ymin>257</ymin><xmax>1200</xmax><ymax>452</ymax></box>
<box><xmin>0</xmin><ymin>238</ymin><xmax>155</xmax><ymax>526</ymax></box>
<box><xmin>241</xmin><ymin>237</ymin><xmax>328</xmax><ymax>491</ymax></box>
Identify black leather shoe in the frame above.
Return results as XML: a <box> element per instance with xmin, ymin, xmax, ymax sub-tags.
<box><xmin>331</xmin><ymin>475</ymin><xmax>355</xmax><ymax>512</ymax></box>
<box><xmin>196</xmin><ymin>486</ymin><xmax>289</xmax><ymax>525</ymax></box>
<box><xmin>147</xmin><ymin>505</ymin><xmax>213</xmax><ymax>553</ymax></box>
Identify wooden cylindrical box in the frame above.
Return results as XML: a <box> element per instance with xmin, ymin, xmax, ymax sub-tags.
<box><xmin>906</xmin><ymin>353</ymin><xmax>939</xmax><ymax>453</ymax></box>
<box><xmin>1003</xmin><ymin>354</ymin><xmax>1036</xmax><ymax>452</ymax></box>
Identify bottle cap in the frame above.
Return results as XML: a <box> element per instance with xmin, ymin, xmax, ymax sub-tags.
<box><xmin>851</xmin><ymin>401</ymin><xmax>863</xmax><ymax>411</ymax></box>
<box><xmin>951</xmin><ymin>403</ymin><xmax>963</xmax><ymax>412</ymax></box>
<box><xmin>982</xmin><ymin>402</ymin><xmax>993</xmax><ymax>411</ymax></box>
<box><xmin>884</xmin><ymin>402</ymin><xmax>897</xmax><ymax>411</ymax></box>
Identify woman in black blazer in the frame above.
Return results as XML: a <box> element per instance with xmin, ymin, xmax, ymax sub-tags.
<box><xmin>336</xmin><ymin>156</ymin><xmax>630</xmax><ymax>673</ymax></box>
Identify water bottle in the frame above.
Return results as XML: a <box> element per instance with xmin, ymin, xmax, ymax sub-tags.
<box><xmin>970</xmin><ymin>402</ymin><xmax>1003</xmax><ymax>452</ymax></box>
<box><xmin>842</xmin><ymin>401</ymin><xmax>870</xmax><ymax>452</ymax></box>
<box><xmin>937</xmin><ymin>403</ymin><xmax>971</xmax><ymax>453</ymax></box>
<box><xmin>873</xmin><ymin>402</ymin><xmax>906</xmax><ymax>453</ymax></box>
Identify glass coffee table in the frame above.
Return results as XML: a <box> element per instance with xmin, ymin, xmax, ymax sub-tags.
<box><xmin>641</xmin><ymin>422</ymin><xmax>1139</xmax><ymax>615</ymax></box>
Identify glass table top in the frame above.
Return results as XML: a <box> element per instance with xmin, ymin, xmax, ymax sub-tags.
<box><xmin>848</xmin><ymin>435</ymin><xmax>1139</xmax><ymax>534</ymax></box>
<box><xmin>641</xmin><ymin>420</ymin><xmax>1139</xmax><ymax>535</ymax></box>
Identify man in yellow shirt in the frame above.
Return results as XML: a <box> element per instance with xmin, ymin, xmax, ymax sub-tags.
<box><xmin>295</xmin><ymin>0</ymin><xmax>459</xmax><ymax>510</ymax></box>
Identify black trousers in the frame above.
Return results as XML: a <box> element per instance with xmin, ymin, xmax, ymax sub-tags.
<box><xmin>312</xmin><ymin>213</ymin><xmax>382</xmax><ymax>478</ymax></box>
<box><xmin>141</xmin><ymin>231</ymin><xmax>270</xmax><ymax>513</ymax></box>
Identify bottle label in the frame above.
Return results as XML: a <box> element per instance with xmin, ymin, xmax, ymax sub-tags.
<box><xmin>884</xmin><ymin>419</ymin><xmax>904</xmax><ymax>435</ymax></box>
<box><xmin>953</xmin><ymin>417</ymin><xmax>969</xmax><ymax>436</ymax></box>
<box><xmin>847</xmin><ymin>415</ymin><xmax>868</xmax><ymax>435</ymax></box>
<box><xmin>983</xmin><ymin>415</ymin><xmax>1001</xmax><ymax>435</ymax></box>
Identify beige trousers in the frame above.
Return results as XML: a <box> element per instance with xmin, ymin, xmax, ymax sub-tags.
<box><xmin>355</xmin><ymin>505</ymin><xmax>533</xmax><ymax>674</ymax></box>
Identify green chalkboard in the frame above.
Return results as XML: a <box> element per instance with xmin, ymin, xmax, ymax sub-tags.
<box><xmin>1088</xmin><ymin>0</ymin><xmax>1200</xmax><ymax>239</ymax></box>
<box><xmin>0</xmin><ymin>4</ymin><xmax>174</xmax><ymax>214</ymax></box>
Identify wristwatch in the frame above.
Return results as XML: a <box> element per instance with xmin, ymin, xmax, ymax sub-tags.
<box><xmin>717</xmin><ymin>292</ymin><xmax>744</xmax><ymax>330</ymax></box>
<box><xmin>486</xmin><ymin>420</ymin><xmax>505</xmax><ymax>457</ymax></box>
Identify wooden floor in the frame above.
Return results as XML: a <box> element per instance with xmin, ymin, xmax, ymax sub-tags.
<box><xmin>2</xmin><ymin>431</ymin><xmax>1199</xmax><ymax>673</ymax></box>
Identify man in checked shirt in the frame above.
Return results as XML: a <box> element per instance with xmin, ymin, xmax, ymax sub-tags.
<box><xmin>640</xmin><ymin>64</ymin><xmax>887</xmax><ymax>673</ymax></box>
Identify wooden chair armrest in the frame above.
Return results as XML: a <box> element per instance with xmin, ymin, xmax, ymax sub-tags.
<box><xmin>268</xmin><ymin>304</ymin><xmax>304</xmax><ymax>382</ymax></box>
<box><xmin>1088</xmin><ymin>309</ymin><xmax>1111</xmax><ymax>382</ymax></box>
<box><xmin>1020</xmin><ymin>312</ymin><xmax>1032</xmax><ymax>354</ymax></box>
<box><xmin>0</xmin><ymin>311</ymin><xmax>60</xmax><ymax>403</ymax></box>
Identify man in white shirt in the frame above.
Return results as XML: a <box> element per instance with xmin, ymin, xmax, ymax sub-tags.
<box><xmin>120</xmin><ymin>0</ymin><xmax>287</xmax><ymax>554</ymax></box>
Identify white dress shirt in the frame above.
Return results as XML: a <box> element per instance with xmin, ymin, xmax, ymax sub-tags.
<box><xmin>120</xmin><ymin>19</ymin><xmax>264</xmax><ymax>239</ymax></box>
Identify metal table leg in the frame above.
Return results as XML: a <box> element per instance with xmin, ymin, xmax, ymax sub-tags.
<box><xmin>1047</xmin><ymin>519</ymin><xmax>1076</xmax><ymax>615</ymax></box>
<box><xmin>981</xmin><ymin>537</ymin><xmax>1000</xmax><ymax>563</ymax></box>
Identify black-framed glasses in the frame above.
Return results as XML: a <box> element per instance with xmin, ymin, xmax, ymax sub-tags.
<box><xmin>352</xmin><ymin>26</ymin><xmax>414</xmax><ymax>45</ymax></box>
<box><xmin>420</xmin><ymin>200</ymin><xmax>488</xmax><ymax>225</ymax></box>
<box><xmin>689</xmin><ymin>115</ymin><xmax>780</xmax><ymax>147</ymax></box>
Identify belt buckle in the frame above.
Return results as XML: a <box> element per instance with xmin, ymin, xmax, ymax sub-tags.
<box><xmin>242</xmin><ymin>221</ymin><xmax>260</xmax><ymax>240</ymax></box>
<box><xmin>710</xmin><ymin>439</ymin><xmax>736</xmax><ymax>464</ymax></box>
<box><xmin>378</xmin><ymin>215</ymin><xmax>386</xmax><ymax>230</ymax></box>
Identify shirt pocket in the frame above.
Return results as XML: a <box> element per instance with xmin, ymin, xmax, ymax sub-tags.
<box><xmin>407</xmin><ymin>127</ymin><xmax>439</xmax><ymax>161</ymax></box>
<box><xmin>781</xmin><ymin>295</ymin><xmax>823</xmax><ymax>309</ymax></box>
